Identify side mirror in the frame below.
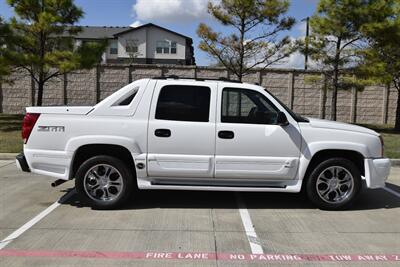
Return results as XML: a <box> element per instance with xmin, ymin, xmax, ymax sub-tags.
<box><xmin>277</xmin><ymin>111</ymin><xmax>289</xmax><ymax>126</ymax></box>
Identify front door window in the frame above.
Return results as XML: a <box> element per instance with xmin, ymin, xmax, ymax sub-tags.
<box><xmin>222</xmin><ymin>88</ymin><xmax>279</xmax><ymax>124</ymax></box>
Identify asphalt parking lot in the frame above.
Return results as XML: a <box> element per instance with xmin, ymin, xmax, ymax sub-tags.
<box><xmin>0</xmin><ymin>160</ymin><xmax>399</xmax><ymax>266</ymax></box>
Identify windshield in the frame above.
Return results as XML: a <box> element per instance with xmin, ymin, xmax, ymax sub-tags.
<box><xmin>264</xmin><ymin>89</ymin><xmax>309</xmax><ymax>123</ymax></box>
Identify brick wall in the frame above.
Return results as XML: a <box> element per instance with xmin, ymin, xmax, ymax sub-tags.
<box><xmin>0</xmin><ymin>64</ymin><xmax>397</xmax><ymax>125</ymax></box>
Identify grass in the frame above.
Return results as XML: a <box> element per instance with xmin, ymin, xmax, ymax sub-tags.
<box><xmin>0</xmin><ymin>114</ymin><xmax>399</xmax><ymax>158</ymax></box>
<box><xmin>358</xmin><ymin>124</ymin><xmax>400</xmax><ymax>159</ymax></box>
<box><xmin>0</xmin><ymin>114</ymin><xmax>24</xmax><ymax>153</ymax></box>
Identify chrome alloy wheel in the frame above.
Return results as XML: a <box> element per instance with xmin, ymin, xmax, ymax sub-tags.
<box><xmin>316</xmin><ymin>166</ymin><xmax>354</xmax><ymax>204</ymax></box>
<box><xmin>83</xmin><ymin>164</ymin><xmax>124</xmax><ymax>202</ymax></box>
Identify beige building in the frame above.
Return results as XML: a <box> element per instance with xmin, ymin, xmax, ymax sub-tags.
<box><xmin>74</xmin><ymin>23</ymin><xmax>195</xmax><ymax>65</ymax></box>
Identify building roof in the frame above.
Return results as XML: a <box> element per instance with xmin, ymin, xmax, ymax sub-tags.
<box><xmin>73</xmin><ymin>23</ymin><xmax>193</xmax><ymax>42</ymax></box>
<box><xmin>74</xmin><ymin>26</ymin><xmax>130</xmax><ymax>39</ymax></box>
<box><xmin>114</xmin><ymin>23</ymin><xmax>192</xmax><ymax>41</ymax></box>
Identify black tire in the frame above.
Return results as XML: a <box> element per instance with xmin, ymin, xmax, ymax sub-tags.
<box><xmin>75</xmin><ymin>155</ymin><xmax>134</xmax><ymax>209</ymax></box>
<box><xmin>306</xmin><ymin>158</ymin><xmax>362</xmax><ymax>210</ymax></box>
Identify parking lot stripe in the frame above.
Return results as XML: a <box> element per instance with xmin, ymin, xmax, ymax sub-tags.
<box><xmin>383</xmin><ymin>186</ymin><xmax>400</xmax><ymax>198</ymax></box>
<box><xmin>0</xmin><ymin>189</ymin><xmax>74</xmax><ymax>250</ymax></box>
<box><xmin>235</xmin><ymin>193</ymin><xmax>264</xmax><ymax>254</ymax></box>
<box><xmin>0</xmin><ymin>161</ymin><xmax>14</xmax><ymax>169</ymax></box>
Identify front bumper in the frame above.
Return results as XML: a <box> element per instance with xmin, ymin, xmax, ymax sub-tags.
<box><xmin>16</xmin><ymin>153</ymin><xmax>30</xmax><ymax>172</ymax></box>
<box><xmin>364</xmin><ymin>158</ymin><xmax>391</xmax><ymax>189</ymax></box>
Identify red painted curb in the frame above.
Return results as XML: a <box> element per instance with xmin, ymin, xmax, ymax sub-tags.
<box><xmin>0</xmin><ymin>250</ymin><xmax>399</xmax><ymax>262</ymax></box>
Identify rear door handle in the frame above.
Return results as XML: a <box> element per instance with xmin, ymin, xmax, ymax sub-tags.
<box><xmin>218</xmin><ymin>130</ymin><xmax>234</xmax><ymax>139</ymax></box>
<box><xmin>155</xmin><ymin>129</ymin><xmax>171</xmax><ymax>138</ymax></box>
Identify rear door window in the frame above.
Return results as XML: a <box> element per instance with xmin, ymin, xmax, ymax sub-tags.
<box><xmin>155</xmin><ymin>85</ymin><xmax>211</xmax><ymax>122</ymax></box>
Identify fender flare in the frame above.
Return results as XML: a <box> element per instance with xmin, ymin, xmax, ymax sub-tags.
<box><xmin>66</xmin><ymin>135</ymin><xmax>142</xmax><ymax>155</ymax></box>
<box><xmin>297</xmin><ymin>141</ymin><xmax>368</xmax><ymax>181</ymax></box>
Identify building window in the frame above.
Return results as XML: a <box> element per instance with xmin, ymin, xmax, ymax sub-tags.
<box><xmin>171</xmin><ymin>42</ymin><xmax>177</xmax><ymax>54</ymax></box>
<box><xmin>156</xmin><ymin>41</ymin><xmax>169</xmax><ymax>54</ymax></box>
<box><xmin>155</xmin><ymin>85</ymin><xmax>211</xmax><ymax>122</ymax></box>
<box><xmin>156</xmin><ymin>40</ymin><xmax>177</xmax><ymax>54</ymax></box>
<box><xmin>109</xmin><ymin>40</ymin><xmax>118</xmax><ymax>55</ymax></box>
<box><xmin>126</xmin><ymin>40</ymin><xmax>138</xmax><ymax>53</ymax></box>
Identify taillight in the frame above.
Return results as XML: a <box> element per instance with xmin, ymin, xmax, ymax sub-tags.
<box><xmin>22</xmin><ymin>113</ymin><xmax>40</xmax><ymax>144</ymax></box>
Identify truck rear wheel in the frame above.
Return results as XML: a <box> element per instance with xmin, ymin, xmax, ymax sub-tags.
<box><xmin>75</xmin><ymin>155</ymin><xmax>134</xmax><ymax>209</ymax></box>
<box><xmin>306</xmin><ymin>158</ymin><xmax>362</xmax><ymax>210</ymax></box>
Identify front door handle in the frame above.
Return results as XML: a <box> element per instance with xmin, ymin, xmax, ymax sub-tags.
<box><xmin>218</xmin><ymin>130</ymin><xmax>234</xmax><ymax>139</ymax></box>
<box><xmin>155</xmin><ymin>129</ymin><xmax>171</xmax><ymax>138</ymax></box>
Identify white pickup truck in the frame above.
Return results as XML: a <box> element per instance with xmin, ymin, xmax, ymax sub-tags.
<box><xmin>16</xmin><ymin>77</ymin><xmax>391</xmax><ymax>210</ymax></box>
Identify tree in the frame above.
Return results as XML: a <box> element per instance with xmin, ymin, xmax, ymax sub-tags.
<box><xmin>197</xmin><ymin>0</ymin><xmax>295</xmax><ymax>81</ymax></box>
<box><xmin>6</xmin><ymin>0</ymin><xmax>106</xmax><ymax>106</ymax></box>
<box><xmin>0</xmin><ymin>17</ymin><xmax>12</xmax><ymax>82</ymax></box>
<box><xmin>357</xmin><ymin>0</ymin><xmax>400</xmax><ymax>131</ymax></box>
<box><xmin>307</xmin><ymin>0</ymin><xmax>378</xmax><ymax>121</ymax></box>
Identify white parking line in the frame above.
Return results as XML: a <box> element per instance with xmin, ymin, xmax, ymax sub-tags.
<box><xmin>0</xmin><ymin>161</ymin><xmax>14</xmax><ymax>169</ymax></box>
<box><xmin>235</xmin><ymin>193</ymin><xmax>264</xmax><ymax>254</ymax></box>
<box><xmin>383</xmin><ymin>186</ymin><xmax>400</xmax><ymax>198</ymax></box>
<box><xmin>0</xmin><ymin>190</ymin><xmax>74</xmax><ymax>250</ymax></box>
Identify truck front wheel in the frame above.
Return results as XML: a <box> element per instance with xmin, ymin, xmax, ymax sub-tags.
<box><xmin>306</xmin><ymin>158</ymin><xmax>362</xmax><ymax>210</ymax></box>
<box><xmin>75</xmin><ymin>155</ymin><xmax>134</xmax><ymax>209</ymax></box>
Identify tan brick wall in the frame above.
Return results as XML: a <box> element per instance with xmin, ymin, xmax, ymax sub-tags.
<box><xmin>130</xmin><ymin>66</ymin><xmax>162</xmax><ymax>82</ymax></box>
<box><xmin>261</xmin><ymin>72</ymin><xmax>290</xmax><ymax>108</ymax></box>
<box><xmin>0</xmin><ymin>64</ymin><xmax>398</xmax><ymax>126</ymax></box>
<box><xmin>1</xmin><ymin>70</ymin><xmax>31</xmax><ymax>114</ymax></box>
<box><xmin>292</xmin><ymin>73</ymin><xmax>322</xmax><ymax>119</ymax></box>
<box><xmin>356</xmin><ymin>85</ymin><xmax>385</xmax><ymax>124</ymax></box>
<box><xmin>99</xmin><ymin>66</ymin><xmax>129</xmax><ymax>101</ymax></box>
<box><xmin>388</xmin><ymin>88</ymin><xmax>398</xmax><ymax>125</ymax></box>
<box><xmin>40</xmin><ymin>77</ymin><xmax>63</xmax><ymax>106</ymax></box>
<box><xmin>66</xmin><ymin>69</ymin><xmax>96</xmax><ymax>106</ymax></box>
<box><xmin>196</xmin><ymin>67</ymin><xmax>227</xmax><ymax>79</ymax></box>
<box><xmin>163</xmin><ymin>66</ymin><xmax>195</xmax><ymax>78</ymax></box>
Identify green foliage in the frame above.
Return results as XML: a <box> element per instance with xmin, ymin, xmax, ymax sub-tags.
<box><xmin>305</xmin><ymin>0</ymin><xmax>385</xmax><ymax>121</ymax></box>
<box><xmin>356</xmin><ymin>0</ymin><xmax>400</xmax><ymax>130</ymax></box>
<box><xmin>5</xmin><ymin>0</ymin><xmax>106</xmax><ymax>105</ymax></box>
<box><xmin>75</xmin><ymin>40</ymin><xmax>107</xmax><ymax>69</ymax></box>
<box><xmin>0</xmin><ymin>17</ymin><xmax>13</xmax><ymax>82</ymax></box>
<box><xmin>357</xmin><ymin>1</ymin><xmax>400</xmax><ymax>89</ymax></box>
<box><xmin>308</xmin><ymin>0</ymin><xmax>370</xmax><ymax>73</ymax></box>
<box><xmin>197</xmin><ymin>0</ymin><xmax>296</xmax><ymax>81</ymax></box>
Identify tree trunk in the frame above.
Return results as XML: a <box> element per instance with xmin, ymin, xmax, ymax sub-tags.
<box><xmin>0</xmin><ymin>81</ymin><xmax>3</xmax><ymax>113</ymax></box>
<box><xmin>37</xmin><ymin>23</ymin><xmax>45</xmax><ymax>107</ymax></box>
<box><xmin>331</xmin><ymin>73</ymin><xmax>338</xmax><ymax>121</ymax></box>
<box><xmin>238</xmin><ymin>17</ymin><xmax>245</xmax><ymax>83</ymax></box>
<box><xmin>395</xmin><ymin>89</ymin><xmax>400</xmax><ymax>132</ymax></box>
<box><xmin>331</xmin><ymin>38</ymin><xmax>342</xmax><ymax>121</ymax></box>
<box><xmin>36</xmin><ymin>82</ymin><xmax>44</xmax><ymax>106</ymax></box>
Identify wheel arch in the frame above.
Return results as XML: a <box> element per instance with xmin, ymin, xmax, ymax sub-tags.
<box><xmin>70</xmin><ymin>143</ymin><xmax>136</xmax><ymax>179</ymax></box>
<box><xmin>303</xmin><ymin>149</ymin><xmax>365</xmax><ymax>183</ymax></box>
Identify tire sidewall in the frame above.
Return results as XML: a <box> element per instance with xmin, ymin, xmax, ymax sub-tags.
<box><xmin>75</xmin><ymin>155</ymin><xmax>133</xmax><ymax>209</ymax></box>
<box><xmin>306</xmin><ymin>158</ymin><xmax>362</xmax><ymax>210</ymax></box>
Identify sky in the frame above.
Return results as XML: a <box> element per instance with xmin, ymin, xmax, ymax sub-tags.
<box><xmin>0</xmin><ymin>0</ymin><xmax>318</xmax><ymax>67</ymax></box>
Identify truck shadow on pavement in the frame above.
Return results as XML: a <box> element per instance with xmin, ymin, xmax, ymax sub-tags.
<box><xmin>61</xmin><ymin>183</ymin><xmax>400</xmax><ymax>211</ymax></box>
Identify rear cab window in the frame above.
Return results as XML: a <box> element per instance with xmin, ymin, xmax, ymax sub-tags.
<box><xmin>113</xmin><ymin>88</ymin><xmax>139</xmax><ymax>106</ymax></box>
